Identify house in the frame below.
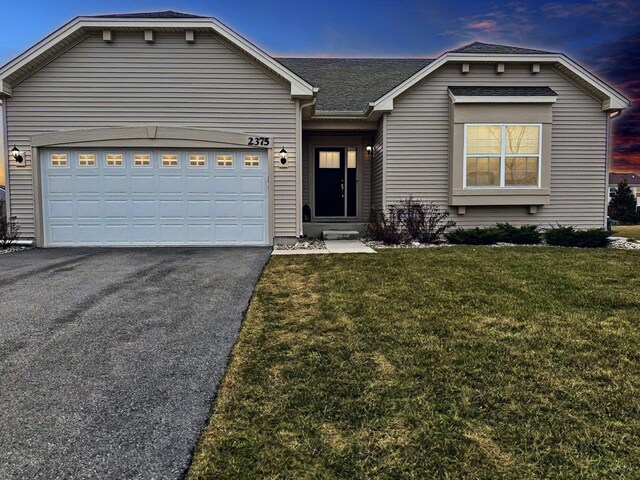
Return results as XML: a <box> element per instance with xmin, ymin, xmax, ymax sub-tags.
<box><xmin>609</xmin><ymin>173</ymin><xmax>640</xmax><ymax>207</ymax></box>
<box><xmin>0</xmin><ymin>11</ymin><xmax>630</xmax><ymax>247</ymax></box>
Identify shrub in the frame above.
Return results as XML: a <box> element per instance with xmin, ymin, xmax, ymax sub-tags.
<box><xmin>394</xmin><ymin>197</ymin><xmax>456</xmax><ymax>244</ymax></box>
<box><xmin>445</xmin><ymin>223</ymin><xmax>542</xmax><ymax>245</ymax></box>
<box><xmin>0</xmin><ymin>215</ymin><xmax>20</xmax><ymax>248</ymax></box>
<box><xmin>495</xmin><ymin>223</ymin><xmax>542</xmax><ymax>244</ymax></box>
<box><xmin>544</xmin><ymin>225</ymin><xmax>611</xmax><ymax>248</ymax></box>
<box><xmin>445</xmin><ymin>226</ymin><xmax>504</xmax><ymax>245</ymax></box>
<box><xmin>609</xmin><ymin>181</ymin><xmax>639</xmax><ymax>224</ymax></box>
<box><xmin>366</xmin><ymin>209</ymin><xmax>406</xmax><ymax>245</ymax></box>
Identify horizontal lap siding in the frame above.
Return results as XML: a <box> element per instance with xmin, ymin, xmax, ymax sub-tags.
<box><xmin>7</xmin><ymin>31</ymin><xmax>298</xmax><ymax>239</ymax></box>
<box><xmin>386</xmin><ymin>63</ymin><xmax>607</xmax><ymax>228</ymax></box>
<box><xmin>371</xmin><ymin>117</ymin><xmax>384</xmax><ymax>211</ymax></box>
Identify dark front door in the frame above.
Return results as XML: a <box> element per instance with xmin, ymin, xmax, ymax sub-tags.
<box><xmin>315</xmin><ymin>148</ymin><xmax>346</xmax><ymax>217</ymax></box>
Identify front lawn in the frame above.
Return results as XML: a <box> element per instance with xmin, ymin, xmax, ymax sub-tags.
<box><xmin>613</xmin><ymin>225</ymin><xmax>640</xmax><ymax>241</ymax></box>
<box><xmin>189</xmin><ymin>247</ymin><xmax>640</xmax><ymax>479</ymax></box>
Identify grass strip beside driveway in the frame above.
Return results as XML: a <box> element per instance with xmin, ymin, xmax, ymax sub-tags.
<box><xmin>189</xmin><ymin>247</ymin><xmax>640</xmax><ymax>479</ymax></box>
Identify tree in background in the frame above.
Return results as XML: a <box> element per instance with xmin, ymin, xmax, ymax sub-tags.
<box><xmin>608</xmin><ymin>181</ymin><xmax>638</xmax><ymax>224</ymax></box>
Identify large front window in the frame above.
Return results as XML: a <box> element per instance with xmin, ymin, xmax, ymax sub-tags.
<box><xmin>465</xmin><ymin>124</ymin><xmax>541</xmax><ymax>188</ymax></box>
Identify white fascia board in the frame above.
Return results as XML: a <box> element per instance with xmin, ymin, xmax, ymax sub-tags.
<box><xmin>449</xmin><ymin>93</ymin><xmax>557</xmax><ymax>104</ymax></box>
<box><xmin>373</xmin><ymin>52</ymin><xmax>630</xmax><ymax>113</ymax></box>
<box><xmin>0</xmin><ymin>17</ymin><xmax>316</xmax><ymax>100</ymax></box>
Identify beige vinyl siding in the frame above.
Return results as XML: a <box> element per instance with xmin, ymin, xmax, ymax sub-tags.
<box><xmin>6</xmin><ymin>31</ymin><xmax>298</xmax><ymax>239</ymax></box>
<box><xmin>371</xmin><ymin>116</ymin><xmax>384</xmax><ymax>211</ymax></box>
<box><xmin>385</xmin><ymin>63</ymin><xmax>608</xmax><ymax>228</ymax></box>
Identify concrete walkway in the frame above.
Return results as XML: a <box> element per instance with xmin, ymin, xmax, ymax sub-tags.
<box><xmin>272</xmin><ymin>240</ymin><xmax>376</xmax><ymax>255</ymax></box>
<box><xmin>324</xmin><ymin>240</ymin><xmax>376</xmax><ymax>254</ymax></box>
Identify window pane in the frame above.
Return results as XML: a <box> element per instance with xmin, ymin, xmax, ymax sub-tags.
<box><xmin>506</xmin><ymin>125</ymin><xmax>539</xmax><ymax>155</ymax></box>
<box><xmin>466</xmin><ymin>157</ymin><xmax>500</xmax><ymax>186</ymax></box>
<box><xmin>319</xmin><ymin>151</ymin><xmax>340</xmax><ymax>169</ymax></box>
<box><xmin>347</xmin><ymin>148</ymin><xmax>357</xmax><ymax>169</ymax></box>
<box><xmin>466</xmin><ymin>125</ymin><xmax>501</xmax><ymax>154</ymax></box>
<box><xmin>216</xmin><ymin>155</ymin><xmax>233</xmax><ymax>167</ymax></box>
<box><xmin>505</xmin><ymin>157</ymin><xmax>539</xmax><ymax>185</ymax></box>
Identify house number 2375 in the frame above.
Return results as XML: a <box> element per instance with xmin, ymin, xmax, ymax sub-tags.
<box><xmin>247</xmin><ymin>137</ymin><xmax>270</xmax><ymax>146</ymax></box>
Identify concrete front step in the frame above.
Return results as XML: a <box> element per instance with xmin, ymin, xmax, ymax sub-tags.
<box><xmin>322</xmin><ymin>230</ymin><xmax>360</xmax><ymax>240</ymax></box>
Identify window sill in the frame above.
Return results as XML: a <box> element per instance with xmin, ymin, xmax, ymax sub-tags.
<box><xmin>450</xmin><ymin>188</ymin><xmax>550</xmax><ymax>206</ymax></box>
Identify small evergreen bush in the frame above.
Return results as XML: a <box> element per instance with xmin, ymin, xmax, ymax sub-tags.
<box><xmin>445</xmin><ymin>223</ymin><xmax>542</xmax><ymax>245</ymax></box>
<box><xmin>544</xmin><ymin>226</ymin><xmax>611</xmax><ymax>248</ymax></box>
<box><xmin>495</xmin><ymin>223</ymin><xmax>542</xmax><ymax>244</ymax></box>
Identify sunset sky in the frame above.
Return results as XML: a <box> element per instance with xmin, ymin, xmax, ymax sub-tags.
<box><xmin>1</xmin><ymin>0</ymin><xmax>638</xmax><ymax>174</ymax></box>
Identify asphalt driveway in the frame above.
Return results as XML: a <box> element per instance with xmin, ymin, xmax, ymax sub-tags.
<box><xmin>0</xmin><ymin>247</ymin><xmax>271</xmax><ymax>479</ymax></box>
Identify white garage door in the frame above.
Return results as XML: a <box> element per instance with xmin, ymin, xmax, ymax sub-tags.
<box><xmin>41</xmin><ymin>149</ymin><xmax>269</xmax><ymax>246</ymax></box>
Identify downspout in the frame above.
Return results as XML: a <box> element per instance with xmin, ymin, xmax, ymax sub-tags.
<box><xmin>298</xmin><ymin>96</ymin><xmax>317</xmax><ymax>237</ymax></box>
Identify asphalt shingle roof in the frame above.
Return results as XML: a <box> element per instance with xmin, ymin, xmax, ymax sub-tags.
<box><xmin>448</xmin><ymin>86</ymin><xmax>558</xmax><ymax>96</ymax></box>
<box><xmin>276</xmin><ymin>58</ymin><xmax>433</xmax><ymax>112</ymax></box>
<box><xmin>450</xmin><ymin>41</ymin><xmax>554</xmax><ymax>55</ymax></box>
<box><xmin>92</xmin><ymin>10</ymin><xmax>206</xmax><ymax>18</ymax></box>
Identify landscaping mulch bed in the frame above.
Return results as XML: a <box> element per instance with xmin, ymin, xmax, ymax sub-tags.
<box><xmin>0</xmin><ymin>245</ymin><xmax>33</xmax><ymax>255</ymax></box>
<box><xmin>273</xmin><ymin>239</ymin><xmax>326</xmax><ymax>251</ymax></box>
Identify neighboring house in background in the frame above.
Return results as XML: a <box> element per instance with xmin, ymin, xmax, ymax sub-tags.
<box><xmin>609</xmin><ymin>173</ymin><xmax>640</xmax><ymax>207</ymax></box>
<box><xmin>0</xmin><ymin>11</ymin><xmax>630</xmax><ymax>247</ymax></box>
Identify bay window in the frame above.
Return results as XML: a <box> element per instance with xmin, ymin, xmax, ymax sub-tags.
<box><xmin>464</xmin><ymin>124</ymin><xmax>541</xmax><ymax>188</ymax></box>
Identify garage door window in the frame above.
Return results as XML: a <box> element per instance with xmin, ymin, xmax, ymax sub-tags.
<box><xmin>134</xmin><ymin>154</ymin><xmax>151</xmax><ymax>167</ymax></box>
<box><xmin>106</xmin><ymin>154</ymin><xmax>124</xmax><ymax>167</ymax></box>
<box><xmin>217</xmin><ymin>155</ymin><xmax>233</xmax><ymax>168</ymax></box>
<box><xmin>189</xmin><ymin>154</ymin><xmax>206</xmax><ymax>167</ymax></box>
<box><xmin>244</xmin><ymin>155</ymin><xmax>260</xmax><ymax>168</ymax></box>
<box><xmin>50</xmin><ymin>153</ymin><xmax>68</xmax><ymax>167</ymax></box>
<box><xmin>78</xmin><ymin>154</ymin><xmax>96</xmax><ymax>167</ymax></box>
<box><xmin>161</xmin><ymin>154</ymin><xmax>179</xmax><ymax>167</ymax></box>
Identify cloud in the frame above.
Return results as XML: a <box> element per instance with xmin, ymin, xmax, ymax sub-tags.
<box><xmin>541</xmin><ymin>0</ymin><xmax>640</xmax><ymax>26</ymax></box>
<box><xmin>468</xmin><ymin>20</ymin><xmax>498</xmax><ymax>32</ymax></box>
<box><xmin>583</xmin><ymin>34</ymin><xmax>640</xmax><ymax>172</ymax></box>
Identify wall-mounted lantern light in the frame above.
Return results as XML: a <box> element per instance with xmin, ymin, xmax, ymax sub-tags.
<box><xmin>279</xmin><ymin>147</ymin><xmax>288</xmax><ymax>167</ymax></box>
<box><xmin>11</xmin><ymin>145</ymin><xmax>24</xmax><ymax>164</ymax></box>
<box><xmin>365</xmin><ymin>144</ymin><xmax>373</xmax><ymax>155</ymax></box>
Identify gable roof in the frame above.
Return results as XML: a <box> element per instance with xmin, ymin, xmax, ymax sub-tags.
<box><xmin>448</xmin><ymin>86</ymin><xmax>557</xmax><ymax>96</ymax></box>
<box><xmin>610</xmin><ymin>173</ymin><xmax>640</xmax><ymax>186</ymax></box>
<box><xmin>450</xmin><ymin>41</ymin><xmax>555</xmax><ymax>55</ymax></box>
<box><xmin>92</xmin><ymin>10</ymin><xmax>206</xmax><ymax>19</ymax></box>
<box><xmin>0</xmin><ymin>13</ymin><xmax>315</xmax><ymax>99</ymax></box>
<box><xmin>276</xmin><ymin>58</ymin><xmax>432</xmax><ymax>112</ymax></box>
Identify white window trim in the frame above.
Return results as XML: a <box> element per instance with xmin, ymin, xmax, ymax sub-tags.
<box><xmin>133</xmin><ymin>152</ymin><xmax>152</xmax><ymax>168</ymax></box>
<box><xmin>105</xmin><ymin>153</ymin><xmax>125</xmax><ymax>168</ymax></box>
<box><xmin>50</xmin><ymin>152</ymin><xmax>69</xmax><ymax>168</ymax></box>
<box><xmin>160</xmin><ymin>152</ymin><xmax>180</xmax><ymax>168</ymax></box>
<box><xmin>463</xmin><ymin>123</ymin><xmax>542</xmax><ymax>189</ymax></box>
<box><xmin>188</xmin><ymin>152</ymin><xmax>207</xmax><ymax>168</ymax></box>
<box><xmin>216</xmin><ymin>153</ymin><xmax>234</xmax><ymax>168</ymax></box>
<box><xmin>77</xmin><ymin>152</ymin><xmax>97</xmax><ymax>168</ymax></box>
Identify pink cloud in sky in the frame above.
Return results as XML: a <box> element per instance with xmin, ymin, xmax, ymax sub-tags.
<box><xmin>467</xmin><ymin>20</ymin><xmax>498</xmax><ymax>32</ymax></box>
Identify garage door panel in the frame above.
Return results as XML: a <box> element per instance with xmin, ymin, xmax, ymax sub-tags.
<box><xmin>77</xmin><ymin>200</ymin><xmax>102</xmax><ymax>219</ymax></box>
<box><xmin>49</xmin><ymin>200</ymin><xmax>74</xmax><ymax>219</ymax></box>
<box><xmin>76</xmin><ymin>176</ymin><xmax>101</xmax><ymax>194</ymax></box>
<box><xmin>104</xmin><ymin>200</ymin><xmax>129</xmax><ymax>219</ymax></box>
<box><xmin>131</xmin><ymin>175</ymin><xmax>156</xmax><ymax>194</ymax></box>
<box><xmin>43</xmin><ymin>149</ymin><xmax>269</xmax><ymax>246</ymax></box>
<box><xmin>104</xmin><ymin>175</ymin><xmax>129</xmax><ymax>194</ymax></box>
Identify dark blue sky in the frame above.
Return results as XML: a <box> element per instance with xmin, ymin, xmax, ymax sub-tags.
<box><xmin>2</xmin><ymin>0</ymin><xmax>639</xmax><ymax>170</ymax></box>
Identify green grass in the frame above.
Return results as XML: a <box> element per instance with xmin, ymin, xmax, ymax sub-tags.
<box><xmin>613</xmin><ymin>225</ymin><xmax>640</xmax><ymax>241</ymax></box>
<box><xmin>189</xmin><ymin>247</ymin><xmax>640</xmax><ymax>479</ymax></box>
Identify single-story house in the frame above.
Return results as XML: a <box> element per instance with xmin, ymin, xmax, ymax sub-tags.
<box><xmin>0</xmin><ymin>11</ymin><xmax>630</xmax><ymax>247</ymax></box>
<box><xmin>609</xmin><ymin>173</ymin><xmax>640</xmax><ymax>206</ymax></box>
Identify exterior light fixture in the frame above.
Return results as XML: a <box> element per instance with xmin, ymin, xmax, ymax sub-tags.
<box><xmin>11</xmin><ymin>145</ymin><xmax>23</xmax><ymax>164</ymax></box>
<box><xmin>366</xmin><ymin>144</ymin><xmax>373</xmax><ymax>155</ymax></box>
<box><xmin>279</xmin><ymin>147</ymin><xmax>288</xmax><ymax>165</ymax></box>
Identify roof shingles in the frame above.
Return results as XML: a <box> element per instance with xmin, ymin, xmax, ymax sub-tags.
<box><xmin>449</xmin><ymin>41</ymin><xmax>554</xmax><ymax>55</ymax></box>
<box><xmin>276</xmin><ymin>58</ymin><xmax>433</xmax><ymax>112</ymax></box>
